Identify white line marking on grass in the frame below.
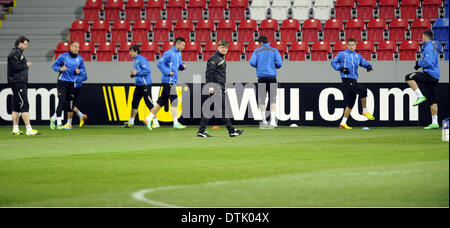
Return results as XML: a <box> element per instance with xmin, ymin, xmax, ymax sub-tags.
<box><xmin>132</xmin><ymin>186</ymin><xmax>183</xmax><ymax>208</ymax></box>
<box><xmin>131</xmin><ymin>169</ymin><xmax>434</xmax><ymax>207</ymax></box>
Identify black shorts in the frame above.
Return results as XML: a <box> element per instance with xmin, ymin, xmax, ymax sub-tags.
<box><xmin>10</xmin><ymin>82</ymin><xmax>29</xmax><ymax>112</ymax></box>
<box><xmin>132</xmin><ymin>85</ymin><xmax>154</xmax><ymax>109</ymax></box>
<box><xmin>71</xmin><ymin>87</ymin><xmax>82</xmax><ymax>108</ymax></box>
<box><xmin>156</xmin><ymin>83</ymin><xmax>178</xmax><ymax>107</ymax></box>
<box><xmin>341</xmin><ymin>78</ymin><xmax>367</xmax><ymax>108</ymax></box>
<box><xmin>257</xmin><ymin>77</ymin><xmax>278</xmax><ymax>105</ymax></box>
<box><xmin>405</xmin><ymin>72</ymin><xmax>439</xmax><ymax>104</ymax></box>
<box><xmin>57</xmin><ymin>80</ymin><xmax>75</xmax><ymax>112</ymax></box>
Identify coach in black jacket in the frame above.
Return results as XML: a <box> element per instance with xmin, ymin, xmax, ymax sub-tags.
<box><xmin>7</xmin><ymin>36</ymin><xmax>39</xmax><ymax>135</ymax></box>
<box><xmin>197</xmin><ymin>40</ymin><xmax>245</xmax><ymax>138</ymax></box>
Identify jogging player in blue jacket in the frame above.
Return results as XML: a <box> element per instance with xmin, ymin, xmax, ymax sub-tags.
<box><xmin>249</xmin><ymin>36</ymin><xmax>283</xmax><ymax>128</ymax></box>
<box><xmin>331</xmin><ymin>38</ymin><xmax>375</xmax><ymax>129</ymax></box>
<box><xmin>123</xmin><ymin>45</ymin><xmax>160</xmax><ymax>129</ymax></box>
<box><xmin>144</xmin><ymin>37</ymin><xmax>187</xmax><ymax>130</ymax></box>
<box><xmin>50</xmin><ymin>41</ymin><xmax>87</xmax><ymax>130</ymax></box>
<box><xmin>405</xmin><ymin>30</ymin><xmax>441</xmax><ymax>129</ymax></box>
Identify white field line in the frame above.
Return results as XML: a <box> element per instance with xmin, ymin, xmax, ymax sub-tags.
<box><xmin>131</xmin><ymin>169</ymin><xmax>435</xmax><ymax>207</ymax></box>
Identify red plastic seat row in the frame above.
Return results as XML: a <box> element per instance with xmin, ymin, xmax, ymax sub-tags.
<box><xmin>84</xmin><ymin>0</ymin><xmax>250</xmax><ymax>21</ymax></box>
<box><xmin>55</xmin><ymin>40</ymin><xmax>422</xmax><ymax>62</ymax></box>
<box><xmin>335</xmin><ymin>0</ymin><xmax>442</xmax><ymax>20</ymax></box>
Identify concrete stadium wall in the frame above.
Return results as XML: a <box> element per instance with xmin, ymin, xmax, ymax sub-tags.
<box><xmin>0</xmin><ymin>61</ymin><xmax>449</xmax><ymax>84</ymax></box>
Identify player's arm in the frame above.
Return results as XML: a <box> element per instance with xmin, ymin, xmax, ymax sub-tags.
<box><xmin>76</xmin><ymin>59</ymin><xmax>88</xmax><ymax>83</ymax></box>
<box><xmin>52</xmin><ymin>55</ymin><xmax>65</xmax><ymax>72</ymax></box>
<box><xmin>330</xmin><ymin>53</ymin><xmax>342</xmax><ymax>71</ymax></box>
<box><xmin>137</xmin><ymin>58</ymin><xmax>151</xmax><ymax>77</ymax></box>
<box><xmin>178</xmin><ymin>56</ymin><xmax>186</xmax><ymax>71</ymax></box>
<box><xmin>417</xmin><ymin>46</ymin><xmax>434</xmax><ymax>68</ymax></box>
<box><xmin>275</xmin><ymin>50</ymin><xmax>283</xmax><ymax>69</ymax></box>
<box><xmin>249</xmin><ymin>50</ymin><xmax>257</xmax><ymax>68</ymax></box>
<box><xmin>359</xmin><ymin>55</ymin><xmax>373</xmax><ymax>72</ymax></box>
<box><xmin>205</xmin><ymin>57</ymin><xmax>218</xmax><ymax>84</ymax></box>
<box><xmin>157</xmin><ymin>53</ymin><xmax>173</xmax><ymax>76</ymax></box>
<box><xmin>8</xmin><ymin>50</ymin><xmax>28</xmax><ymax>72</ymax></box>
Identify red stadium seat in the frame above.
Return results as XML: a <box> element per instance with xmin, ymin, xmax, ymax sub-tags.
<box><xmin>245</xmin><ymin>41</ymin><xmax>262</xmax><ymax>61</ymax></box>
<box><xmin>411</xmin><ymin>18</ymin><xmax>431</xmax><ymax>41</ymax></box>
<box><xmin>335</xmin><ymin>0</ymin><xmax>355</xmax><ymax>20</ymax></box>
<box><xmin>104</xmin><ymin>0</ymin><xmax>124</xmax><ymax>21</ymax></box>
<box><xmin>311</xmin><ymin>41</ymin><xmax>331</xmax><ymax>61</ymax></box>
<box><xmin>70</xmin><ymin>20</ymin><xmax>89</xmax><ymax>42</ymax></box>
<box><xmin>422</xmin><ymin>0</ymin><xmax>442</xmax><ymax>19</ymax></box>
<box><xmin>302</xmin><ymin>19</ymin><xmax>322</xmax><ymax>42</ymax></box>
<box><xmin>117</xmin><ymin>41</ymin><xmax>136</xmax><ymax>61</ymax></box>
<box><xmin>345</xmin><ymin>19</ymin><xmax>364</xmax><ymax>41</ymax></box>
<box><xmin>270</xmin><ymin>41</ymin><xmax>287</xmax><ymax>60</ymax></box>
<box><xmin>132</xmin><ymin>20</ymin><xmax>150</xmax><ymax>42</ymax></box>
<box><xmin>400</xmin><ymin>0</ymin><xmax>419</xmax><ymax>19</ymax></box>
<box><xmin>237</xmin><ymin>19</ymin><xmax>257</xmax><ymax>42</ymax></box>
<box><xmin>280</xmin><ymin>19</ymin><xmax>300</xmax><ymax>42</ymax></box>
<box><xmin>83</xmin><ymin>0</ymin><xmax>102</xmax><ymax>21</ymax></box>
<box><xmin>388</xmin><ymin>18</ymin><xmax>408</xmax><ymax>42</ymax></box>
<box><xmin>91</xmin><ymin>20</ymin><xmax>109</xmax><ymax>43</ymax></box>
<box><xmin>378</xmin><ymin>0</ymin><xmax>398</xmax><ymax>20</ymax></box>
<box><xmin>227</xmin><ymin>41</ymin><xmax>244</xmax><ymax>61</ymax></box>
<box><xmin>323</xmin><ymin>19</ymin><xmax>343</xmax><ymax>42</ymax></box>
<box><xmin>332</xmin><ymin>41</ymin><xmax>348</xmax><ymax>57</ymax></box>
<box><xmin>258</xmin><ymin>19</ymin><xmax>278</xmax><ymax>42</ymax></box>
<box><xmin>167</xmin><ymin>0</ymin><xmax>186</xmax><ymax>20</ymax></box>
<box><xmin>377</xmin><ymin>40</ymin><xmax>396</xmax><ymax>60</ymax></box>
<box><xmin>203</xmin><ymin>41</ymin><xmax>218</xmax><ymax>61</ymax></box>
<box><xmin>79</xmin><ymin>42</ymin><xmax>95</xmax><ymax>61</ymax></box>
<box><xmin>367</xmin><ymin>18</ymin><xmax>387</xmax><ymax>42</ymax></box>
<box><xmin>216</xmin><ymin>20</ymin><xmax>236</xmax><ymax>42</ymax></box>
<box><xmin>111</xmin><ymin>20</ymin><xmax>131</xmax><ymax>43</ymax></box>
<box><xmin>174</xmin><ymin>20</ymin><xmax>193</xmax><ymax>41</ymax></box>
<box><xmin>230</xmin><ymin>0</ymin><xmax>249</xmax><ymax>20</ymax></box>
<box><xmin>208</xmin><ymin>0</ymin><xmax>228</xmax><ymax>20</ymax></box>
<box><xmin>141</xmin><ymin>41</ymin><xmax>158</xmax><ymax>61</ymax></box>
<box><xmin>356</xmin><ymin>40</ymin><xmax>374</xmax><ymax>60</ymax></box>
<box><xmin>399</xmin><ymin>40</ymin><xmax>419</xmax><ymax>60</ymax></box>
<box><xmin>145</xmin><ymin>0</ymin><xmax>164</xmax><ymax>21</ymax></box>
<box><xmin>161</xmin><ymin>41</ymin><xmax>175</xmax><ymax>55</ymax></box>
<box><xmin>289</xmin><ymin>41</ymin><xmax>308</xmax><ymax>61</ymax></box>
<box><xmin>195</xmin><ymin>19</ymin><xmax>215</xmax><ymax>42</ymax></box>
<box><xmin>97</xmin><ymin>42</ymin><xmax>116</xmax><ymax>61</ymax></box>
<box><xmin>187</xmin><ymin>0</ymin><xmax>205</xmax><ymax>20</ymax></box>
<box><xmin>54</xmin><ymin>41</ymin><xmax>70</xmax><ymax>59</ymax></box>
<box><xmin>125</xmin><ymin>0</ymin><xmax>144</xmax><ymax>21</ymax></box>
<box><xmin>153</xmin><ymin>20</ymin><xmax>172</xmax><ymax>42</ymax></box>
<box><xmin>356</xmin><ymin>0</ymin><xmax>376</xmax><ymax>20</ymax></box>
<box><xmin>182</xmin><ymin>41</ymin><xmax>201</xmax><ymax>61</ymax></box>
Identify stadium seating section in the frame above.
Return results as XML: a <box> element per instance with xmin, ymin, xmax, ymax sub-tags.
<box><xmin>57</xmin><ymin>0</ymin><xmax>449</xmax><ymax>61</ymax></box>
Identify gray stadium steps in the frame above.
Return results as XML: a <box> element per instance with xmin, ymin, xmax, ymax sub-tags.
<box><xmin>0</xmin><ymin>0</ymin><xmax>85</xmax><ymax>61</ymax></box>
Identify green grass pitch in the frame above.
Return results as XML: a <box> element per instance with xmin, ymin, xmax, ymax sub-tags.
<box><xmin>0</xmin><ymin>125</ymin><xmax>448</xmax><ymax>207</ymax></box>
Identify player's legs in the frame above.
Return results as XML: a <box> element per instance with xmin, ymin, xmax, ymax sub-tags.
<box><xmin>340</xmin><ymin>79</ymin><xmax>356</xmax><ymax>129</ymax></box>
<box><xmin>62</xmin><ymin>87</ymin><xmax>74</xmax><ymax>130</ymax></box>
<box><xmin>257</xmin><ymin>78</ymin><xmax>268</xmax><ymax>126</ymax></box>
<box><xmin>354</xmin><ymin>83</ymin><xmax>375</xmax><ymax>120</ymax></box>
<box><xmin>71</xmin><ymin>87</ymin><xmax>87</xmax><ymax>127</ymax></box>
<box><xmin>53</xmin><ymin>81</ymin><xmax>69</xmax><ymax>128</ymax></box>
<box><xmin>126</xmin><ymin>86</ymin><xmax>143</xmax><ymax>127</ymax></box>
<box><xmin>405</xmin><ymin>72</ymin><xmax>428</xmax><ymax>106</ymax></box>
<box><xmin>11</xmin><ymin>83</ymin><xmax>22</xmax><ymax>134</ymax></box>
<box><xmin>424</xmin><ymin>82</ymin><xmax>440</xmax><ymax>129</ymax></box>
<box><xmin>169</xmin><ymin>94</ymin><xmax>185</xmax><ymax>129</ymax></box>
<box><xmin>268</xmin><ymin>78</ymin><xmax>278</xmax><ymax>127</ymax></box>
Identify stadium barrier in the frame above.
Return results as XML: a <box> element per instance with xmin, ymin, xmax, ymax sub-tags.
<box><xmin>0</xmin><ymin>82</ymin><xmax>448</xmax><ymax>126</ymax></box>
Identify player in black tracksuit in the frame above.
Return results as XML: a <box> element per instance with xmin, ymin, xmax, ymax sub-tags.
<box><xmin>7</xmin><ymin>36</ymin><xmax>40</xmax><ymax>135</ymax></box>
<box><xmin>197</xmin><ymin>40</ymin><xmax>245</xmax><ymax>137</ymax></box>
